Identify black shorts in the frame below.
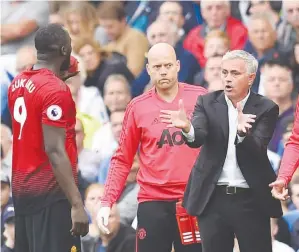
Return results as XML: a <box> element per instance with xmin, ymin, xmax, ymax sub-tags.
<box><xmin>15</xmin><ymin>200</ymin><xmax>81</xmax><ymax>252</ymax></box>
<box><xmin>136</xmin><ymin>201</ymin><xmax>202</xmax><ymax>252</ymax></box>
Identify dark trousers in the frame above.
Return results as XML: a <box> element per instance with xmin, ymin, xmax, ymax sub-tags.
<box><xmin>15</xmin><ymin>200</ymin><xmax>81</xmax><ymax>252</ymax></box>
<box><xmin>137</xmin><ymin>201</ymin><xmax>202</xmax><ymax>252</ymax></box>
<box><xmin>198</xmin><ymin>186</ymin><xmax>272</xmax><ymax>252</ymax></box>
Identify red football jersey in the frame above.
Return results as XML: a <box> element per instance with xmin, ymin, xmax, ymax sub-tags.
<box><xmin>101</xmin><ymin>83</ymin><xmax>208</xmax><ymax>207</ymax></box>
<box><xmin>8</xmin><ymin>68</ymin><xmax>77</xmax><ymax>215</ymax></box>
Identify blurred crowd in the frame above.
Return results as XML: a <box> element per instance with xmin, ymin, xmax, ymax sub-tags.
<box><xmin>1</xmin><ymin>1</ymin><xmax>299</xmax><ymax>251</ymax></box>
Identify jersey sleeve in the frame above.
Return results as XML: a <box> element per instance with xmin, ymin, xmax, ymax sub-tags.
<box><xmin>101</xmin><ymin>101</ymin><xmax>141</xmax><ymax>207</ymax></box>
<box><xmin>278</xmin><ymin>98</ymin><xmax>299</xmax><ymax>184</ymax></box>
<box><xmin>41</xmin><ymin>89</ymin><xmax>71</xmax><ymax>128</ymax></box>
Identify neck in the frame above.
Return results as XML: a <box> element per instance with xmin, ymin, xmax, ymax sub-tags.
<box><xmin>271</xmin><ymin>97</ymin><xmax>292</xmax><ymax>115</ymax></box>
<box><xmin>230</xmin><ymin>91</ymin><xmax>249</xmax><ymax>108</ymax></box>
<box><xmin>156</xmin><ymin>82</ymin><xmax>179</xmax><ymax>103</ymax></box>
<box><xmin>33</xmin><ymin>59</ymin><xmax>61</xmax><ymax>76</ymax></box>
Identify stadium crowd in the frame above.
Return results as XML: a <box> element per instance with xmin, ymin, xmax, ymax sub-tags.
<box><xmin>1</xmin><ymin>0</ymin><xmax>299</xmax><ymax>251</ymax></box>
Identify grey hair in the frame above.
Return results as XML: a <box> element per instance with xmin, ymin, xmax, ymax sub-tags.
<box><xmin>222</xmin><ymin>50</ymin><xmax>259</xmax><ymax>74</ymax></box>
<box><xmin>103</xmin><ymin>74</ymin><xmax>130</xmax><ymax>95</ymax></box>
<box><xmin>249</xmin><ymin>13</ymin><xmax>276</xmax><ymax>30</ymax></box>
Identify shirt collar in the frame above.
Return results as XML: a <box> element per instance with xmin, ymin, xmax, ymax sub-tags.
<box><xmin>225</xmin><ymin>91</ymin><xmax>251</xmax><ymax>109</ymax></box>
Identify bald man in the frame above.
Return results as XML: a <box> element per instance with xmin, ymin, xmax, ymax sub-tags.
<box><xmin>97</xmin><ymin>43</ymin><xmax>207</xmax><ymax>252</ymax></box>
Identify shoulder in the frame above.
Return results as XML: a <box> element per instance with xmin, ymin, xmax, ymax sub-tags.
<box><xmin>182</xmin><ymin>83</ymin><xmax>208</xmax><ymax>96</ymax></box>
<box><xmin>252</xmin><ymin>92</ymin><xmax>278</xmax><ymax>110</ymax></box>
<box><xmin>128</xmin><ymin>90</ymin><xmax>153</xmax><ymax>110</ymax></box>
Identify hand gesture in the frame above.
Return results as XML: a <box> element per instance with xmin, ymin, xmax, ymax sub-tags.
<box><xmin>70</xmin><ymin>205</ymin><xmax>89</xmax><ymax>237</ymax></box>
<box><xmin>96</xmin><ymin>205</ymin><xmax>111</xmax><ymax>234</ymax></box>
<box><xmin>160</xmin><ymin>99</ymin><xmax>190</xmax><ymax>131</ymax></box>
<box><xmin>269</xmin><ymin>179</ymin><xmax>290</xmax><ymax>201</ymax></box>
<box><xmin>237</xmin><ymin>102</ymin><xmax>256</xmax><ymax>136</ymax></box>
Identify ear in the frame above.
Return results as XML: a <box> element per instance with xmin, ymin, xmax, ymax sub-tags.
<box><xmin>248</xmin><ymin>73</ymin><xmax>256</xmax><ymax>86</ymax></box>
<box><xmin>176</xmin><ymin>60</ymin><xmax>180</xmax><ymax>73</ymax></box>
<box><xmin>60</xmin><ymin>46</ymin><xmax>67</xmax><ymax>56</ymax></box>
<box><xmin>146</xmin><ymin>63</ymin><xmax>151</xmax><ymax>75</ymax></box>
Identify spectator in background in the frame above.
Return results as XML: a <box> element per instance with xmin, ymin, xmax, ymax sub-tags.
<box><xmin>1</xmin><ymin>204</ymin><xmax>15</xmax><ymax>252</ymax></box>
<box><xmin>289</xmin><ymin>177</ymin><xmax>299</xmax><ymax>211</ymax></box>
<box><xmin>98</xmin><ymin>2</ymin><xmax>149</xmax><ymax>77</ymax></box>
<box><xmin>248</xmin><ymin>0</ymin><xmax>282</xmax><ymax>27</ymax></box>
<box><xmin>98</xmin><ymin>110</ymin><xmax>126</xmax><ymax>185</ymax></box>
<box><xmin>203</xmin><ymin>30</ymin><xmax>230</xmax><ymax>59</ymax></box>
<box><xmin>125</xmin><ymin>1</ymin><xmax>161</xmax><ymax>33</ymax></box>
<box><xmin>132</xmin><ymin>20</ymin><xmax>200</xmax><ymax>97</ymax></box>
<box><xmin>1</xmin><ymin>124</ymin><xmax>12</xmax><ymax>178</ymax></box>
<box><xmin>1</xmin><ymin>172</ymin><xmax>12</xmax><ymax>245</ymax></box>
<box><xmin>194</xmin><ymin>54</ymin><xmax>223</xmax><ymax>88</ymax></box>
<box><xmin>81</xmin><ymin>184</ymin><xmax>104</xmax><ymax>252</ymax></box>
<box><xmin>277</xmin><ymin>1</ymin><xmax>299</xmax><ymax>55</ymax></box>
<box><xmin>184</xmin><ymin>0</ymin><xmax>247</xmax><ymax>66</ymax></box>
<box><xmin>75</xmin><ymin>118</ymin><xmax>101</xmax><ymax>184</ymax></box>
<box><xmin>208</xmin><ymin>79</ymin><xmax>223</xmax><ymax>92</ymax></box>
<box><xmin>271</xmin><ymin>218</ymin><xmax>295</xmax><ymax>252</ymax></box>
<box><xmin>262</xmin><ymin>60</ymin><xmax>295</xmax><ymax>154</ymax></box>
<box><xmin>74</xmin><ymin>37</ymin><xmax>134</xmax><ymax>96</ymax></box>
<box><xmin>1</xmin><ymin>1</ymin><xmax>49</xmax><ymax>55</ymax></box>
<box><xmin>66</xmin><ymin>74</ymin><xmax>109</xmax><ymax>126</ymax></box>
<box><xmin>245</xmin><ymin>13</ymin><xmax>287</xmax><ymax>92</ymax></box>
<box><xmin>92</xmin><ymin>75</ymin><xmax>131</xmax><ymax>161</ymax></box>
<box><xmin>157</xmin><ymin>1</ymin><xmax>185</xmax><ymax>40</ymax></box>
<box><xmin>290</xmin><ymin>43</ymin><xmax>299</xmax><ymax>97</ymax></box>
<box><xmin>15</xmin><ymin>46</ymin><xmax>37</xmax><ymax>73</ymax></box>
<box><xmin>60</xmin><ymin>2</ymin><xmax>109</xmax><ymax>47</ymax></box>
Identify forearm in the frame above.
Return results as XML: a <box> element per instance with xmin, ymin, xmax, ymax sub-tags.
<box><xmin>278</xmin><ymin>136</ymin><xmax>299</xmax><ymax>184</ymax></box>
<box><xmin>48</xmin><ymin>150</ymin><xmax>83</xmax><ymax>208</ymax></box>
<box><xmin>1</xmin><ymin>21</ymin><xmax>37</xmax><ymax>42</ymax></box>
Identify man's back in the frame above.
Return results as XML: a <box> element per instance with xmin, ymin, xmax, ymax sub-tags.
<box><xmin>8</xmin><ymin>68</ymin><xmax>77</xmax><ymax>215</ymax></box>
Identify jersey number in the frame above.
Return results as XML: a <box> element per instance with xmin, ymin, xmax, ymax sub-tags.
<box><xmin>13</xmin><ymin>97</ymin><xmax>27</xmax><ymax>140</ymax></box>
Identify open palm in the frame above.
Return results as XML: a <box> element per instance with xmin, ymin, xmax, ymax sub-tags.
<box><xmin>237</xmin><ymin>102</ymin><xmax>256</xmax><ymax>134</ymax></box>
<box><xmin>160</xmin><ymin>99</ymin><xmax>189</xmax><ymax>129</ymax></box>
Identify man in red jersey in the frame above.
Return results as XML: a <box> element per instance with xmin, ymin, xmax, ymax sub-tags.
<box><xmin>8</xmin><ymin>24</ymin><xmax>88</xmax><ymax>252</ymax></box>
<box><xmin>270</xmin><ymin>96</ymin><xmax>299</xmax><ymax>200</ymax></box>
<box><xmin>96</xmin><ymin>42</ymin><xmax>207</xmax><ymax>252</ymax></box>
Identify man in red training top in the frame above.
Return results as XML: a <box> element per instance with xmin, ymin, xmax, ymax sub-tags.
<box><xmin>270</xmin><ymin>96</ymin><xmax>299</xmax><ymax>200</ymax></box>
<box><xmin>8</xmin><ymin>24</ymin><xmax>88</xmax><ymax>252</ymax></box>
<box><xmin>97</xmin><ymin>43</ymin><xmax>207</xmax><ymax>252</ymax></box>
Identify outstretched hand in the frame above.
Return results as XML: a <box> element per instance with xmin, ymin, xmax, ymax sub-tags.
<box><xmin>237</xmin><ymin>102</ymin><xmax>256</xmax><ymax>136</ymax></box>
<box><xmin>160</xmin><ymin>99</ymin><xmax>190</xmax><ymax>132</ymax></box>
<box><xmin>269</xmin><ymin>179</ymin><xmax>290</xmax><ymax>201</ymax></box>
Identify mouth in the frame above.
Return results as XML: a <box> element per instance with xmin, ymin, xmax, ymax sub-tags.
<box><xmin>225</xmin><ymin>84</ymin><xmax>233</xmax><ymax>92</ymax></box>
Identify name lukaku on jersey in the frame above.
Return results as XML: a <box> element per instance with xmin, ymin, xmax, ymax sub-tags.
<box><xmin>157</xmin><ymin>129</ymin><xmax>186</xmax><ymax>148</ymax></box>
<box><xmin>11</xmin><ymin>79</ymin><xmax>36</xmax><ymax>93</ymax></box>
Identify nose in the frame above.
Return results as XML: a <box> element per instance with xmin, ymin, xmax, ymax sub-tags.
<box><xmin>159</xmin><ymin>66</ymin><xmax>167</xmax><ymax>76</ymax></box>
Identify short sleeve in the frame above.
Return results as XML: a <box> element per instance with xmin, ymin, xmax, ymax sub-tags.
<box><xmin>42</xmin><ymin>90</ymin><xmax>71</xmax><ymax>128</ymax></box>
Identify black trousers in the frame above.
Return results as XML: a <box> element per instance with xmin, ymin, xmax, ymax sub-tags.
<box><xmin>198</xmin><ymin>186</ymin><xmax>272</xmax><ymax>252</ymax></box>
<box><xmin>15</xmin><ymin>200</ymin><xmax>81</xmax><ymax>252</ymax></box>
<box><xmin>137</xmin><ymin>201</ymin><xmax>202</xmax><ymax>252</ymax></box>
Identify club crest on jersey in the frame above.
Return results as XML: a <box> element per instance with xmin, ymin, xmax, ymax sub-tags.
<box><xmin>47</xmin><ymin>105</ymin><xmax>62</xmax><ymax>121</ymax></box>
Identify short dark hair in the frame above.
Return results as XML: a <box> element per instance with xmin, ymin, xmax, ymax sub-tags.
<box><xmin>98</xmin><ymin>2</ymin><xmax>126</xmax><ymax>21</ymax></box>
<box><xmin>35</xmin><ymin>24</ymin><xmax>70</xmax><ymax>54</ymax></box>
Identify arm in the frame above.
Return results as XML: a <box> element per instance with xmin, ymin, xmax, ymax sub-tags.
<box><xmin>236</xmin><ymin>104</ymin><xmax>279</xmax><ymax>154</ymax></box>
<box><xmin>278</xmin><ymin>99</ymin><xmax>299</xmax><ymax>184</ymax></box>
<box><xmin>126</xmin><ymin>34</ymin><xmax>149</xmax><ymax>77</ymax></box>
<box><xmin>1</xmin><ymin>20</ymin><xmax>38</xmax><ymax>44</ymax></box>
<box><xmin>101</xmin><ymin>102</ymin><xmax>141</xmax><ymax>207</ymax></box>
<box><xmin>184</xmin><ymin>95</ymin><xmax>208</xmax><ymax>148</ymax></box>
<box><xmin>43</xmin><ymin>125</ymin><xmax>83</xmax><ymax>208</ymax></box>
<box><xmin>42</xmin><ymin>90</ymin><xmax>83</xmax><ymax>208</ymax></box>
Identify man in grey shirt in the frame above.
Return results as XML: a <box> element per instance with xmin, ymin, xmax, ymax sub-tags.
<box><xmin>1</xmin><ymin>1</ymin><xmax>49</xmax><ymax>55</ymax></box>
